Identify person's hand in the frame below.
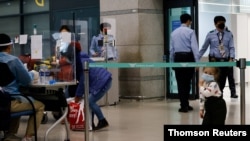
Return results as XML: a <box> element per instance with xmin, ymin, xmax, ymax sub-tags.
<box><xmin>51</xmin><ymin>61</ymin><xmax>58</xmax><ymax>65</ymax></box>
<box><xmin>30</xmin><ymin>70</ymin><xmax>39</xmax><ymax>84</ymax></box>
<box><xmin>74</xmin><ymin>96</ymin><xmax>82</xmax><ymax>103</ymax></box>
<box><xmin>210</xmin><ymin>58</ymin><xmax>216</xmax><ymax>62</ymax></box>
<box><xmin>199</xmin><ymin>79</ymin><xmax>205</xmax><ymax>87</ymax></box>
<box><xmin>30</xmin><ymin>70</ymin><xmax>39</xmax><ymax>78</ymax></box>
<box><xmin>195</xmin><ymin>67</ymin><xmax>199</xmax><ymax>71</ymax></box>
<box><xmin>199</xmin><ymin>109</ymin><xmax>204</xmax><ymax>118</ymax></box>
<box><xmin>92</xmin><ymin>53</ymin><xmax>99</xmax><ymax>57</ymax></box>
<box><xmin>229</xmin><ymin>58</ymin><xmax>234</xmax><ymax>62</ymax></box>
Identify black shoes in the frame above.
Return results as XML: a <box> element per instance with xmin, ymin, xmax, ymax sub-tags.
<box><xmin>178</xmin><ymin>106</ymin><xmax>193</xmax><ymax>113</ymax></box>
<box><xmin>231</xmin><ymin>94</ymin><xmax>238</xmax><ymax>98</ymax></box>
<box><xmin>187</xmin><ymin>106</ymin><xmax>193</xmax><ymax>111</ymax></box>
<box><xmin>93</xmin><ymin>118</ymin><xmax>109</xmax><ymax>130</ymax></box>
<box><xmin>178</xmin><ymin>108</ymin><xmax>188</xmax><ymax>113</ymax></box>
<box><xmin>92</xmin><ymin>122</ymin><xmax>96</xmax><ymax>130</ymax></box>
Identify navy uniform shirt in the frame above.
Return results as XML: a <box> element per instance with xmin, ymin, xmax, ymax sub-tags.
<box><xmin>89</xmin><ymin>34</ymin><xmax>118</xmax><ymax>60</ymax></box>
<box><xmin>170</xmin><ymin>24</ymin><xmax>200</xmax><ymax>62</ymax></box>
<box><xmin>199</xmin><ymin>28</ymin><xmax>235</xmax><ymax>59</ymax></box>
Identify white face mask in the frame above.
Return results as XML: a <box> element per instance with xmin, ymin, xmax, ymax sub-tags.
<box><xmin>107</xmin><ymin>29</ymin><xmax>112</xmax><ymax>34</ymax></box>
<box><xmin>188</xmin><ymin>22</ymin><xmax>192</xmax><ymax>28</ymax></box>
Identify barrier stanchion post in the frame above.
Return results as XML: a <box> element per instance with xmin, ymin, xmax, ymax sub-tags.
<box><xmin>83</xmin><ymin>61</ymin><xmax>89</xmax><ymax>141</ymax></box>
<box><xmin>236</xmin><ymin>58</ymin><xmax>246</xmax><ymax>125</ymax></box>
<box><xmin>163</xmin><ymin>55</ymin><xmax>167</xmax><ymax>100</ymax></box>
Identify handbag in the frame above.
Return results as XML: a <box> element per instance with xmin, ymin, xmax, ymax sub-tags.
<box><xmin>67</xmin><ymin>98</ymin><xmax>92</xmax><ymax>131</ymax></box>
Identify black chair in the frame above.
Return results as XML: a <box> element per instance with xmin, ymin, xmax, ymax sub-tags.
<box><xmin>23</xmin><ymin>87</ymin><xmax>70</xmax><ymax>141</ymax></box>
<box><xmin>0</xmin><ymin>62</ymin><xmax>37</xmax><ymax>141</ymax></box>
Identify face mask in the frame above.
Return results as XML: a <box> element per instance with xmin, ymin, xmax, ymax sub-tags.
<box><xmin>218</xmin><ymin>23</ymin><xmax>225</xmax><ymax>30</ymax></box>
<box><xmin>107</xmin><ymin>29</ymin><xmax>112</xmax><ymax>34</ymax></box>
<box><xmin>52</xmin><ymin>32</ymin><xmax>60</xmax><ymax>40</ymax></box>
<box><xmin>201</xmin><ymin>73</ymin><xmax>214</xmax><ymax>82</ymax></box>
<box><xmin>188</xmin><ymin>21</ymin><xmax>192</xmax><ymax>28</ymax></box>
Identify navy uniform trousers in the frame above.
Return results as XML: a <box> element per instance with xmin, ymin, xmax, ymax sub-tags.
<box><xmin>209</xmin><ymin>56</ymin><xmax>230</xmax><ymax>97</ymax></box>
<box><xmin>228</xmin><ymin>67</ymin><xmax>236</xmax><ymax>96</ymax></box>
<box><xmin>174</xmin><ymin>52</ymin><xmax>195</xmax><ymax>109</ymax></box>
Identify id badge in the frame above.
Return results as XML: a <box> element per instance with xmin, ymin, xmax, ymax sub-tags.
<box><xmin>219</xmin><ymin>44</ymin><xmax>224</xmax><ymax>51</ymax></box>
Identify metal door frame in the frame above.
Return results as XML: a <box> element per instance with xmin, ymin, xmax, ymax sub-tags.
<box><xmin>163</xmin><ymin>0</ymin><xmax>199</xmax><ymax>99</ymax></box>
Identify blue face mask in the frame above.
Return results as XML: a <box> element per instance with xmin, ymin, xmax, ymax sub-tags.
<box><xmin>52</xmin><ymin>32</ymin><xmax>60</xmax><ymax>40</ymax></box>
<box><xmin>201</xmin><ymin>73</ymin><xmax>214</xmax><ymax>82</ymax></box>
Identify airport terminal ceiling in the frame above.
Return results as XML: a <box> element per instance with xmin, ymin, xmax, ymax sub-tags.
<box><xmin>199</xmin><ymin>0</ymin><xmax>250</xmax><ymax>14</ymax></box>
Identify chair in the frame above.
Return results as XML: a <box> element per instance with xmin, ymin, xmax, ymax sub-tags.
<box><xmin>0</xmin><ymin>62</ymin><xmax>37</xmax><ymax>141</ymax></box>
<box><xmin>23</xmin><ymin>87</ymin><xmax>70</xmax><ymax>141</ymax></box>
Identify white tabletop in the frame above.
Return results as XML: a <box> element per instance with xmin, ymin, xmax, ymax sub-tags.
<box><xmin>30</xmin><ymin>81</ymin><xmax>76</xmax><ymax>88</ymax></box>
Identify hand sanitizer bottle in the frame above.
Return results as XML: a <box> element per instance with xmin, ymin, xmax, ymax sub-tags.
<box><xmin>33</xmin><ymin>24</ymin><xmax>37</xmax><ymax>35</ymax></box>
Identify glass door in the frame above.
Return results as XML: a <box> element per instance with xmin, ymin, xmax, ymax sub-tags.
<box><xmin>51</xmin><ymin>8</ymin><xmax>100</xmax><ymax>55</ymax></box>
<box><xmin>164</xmin><ymin>0</ymin><xmax>199</xmax><ymax>99</ymax></box>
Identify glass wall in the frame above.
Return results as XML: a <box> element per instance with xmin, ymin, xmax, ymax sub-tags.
<box><xmin>23</xmin><ymin>14</ymin><xmax>50</xmax><ymax>35</ymax></box>
<box><xmin>0</xmin><ymin>0</ymin><xmax>99</xmax><ymax>58</ymax></box>
<box><xmin>0</xmin><ymin>0</ymin><xmax>50</xmax><ymax>56</ymax></box>
<box><xmin>23</xmin><ymin>0</ymin><xmax>49</xmax><ymax>13</ymax></box>
<box><xmin>0</xmin><ymin>0</ymin><xmax>19</xmax><ymax>16</ymax></box>
<box><xmin>51</xmin><ymin>7</ymin><xmax>100</xmax><ymax>55</ymax></box>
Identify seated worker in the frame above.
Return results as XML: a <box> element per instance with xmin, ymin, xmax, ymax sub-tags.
<box><xmin>51</xmin><ymin>25</ymin><xmax>82</xmax><ymax>120</ymax></box>
<box><xmin>56</xmin><ymin>25</ymin><xmax>82</xmax><ymax>94</ymax></box>
<box><xmin>74</xmin><ymin>52</ymin><xmax>112</xmax><ymax>130</ymax></box>
<box><xmin>89</xmin><ymin>22</ymin><xmax>118</xmax><ymax>60</ymax></box>
<box><xmin>0</xmin><ymin>33</ymin><xmax>45</xmax><ymax>141</ymax></box>
<box><xmin>54</xmin><ymin>25</ymin><xmax>82</xmax><ymax>82</ymax></box>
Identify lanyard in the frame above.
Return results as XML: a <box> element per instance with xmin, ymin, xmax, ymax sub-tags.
<box><xmin>217</xmin><ymin>32</ymin><xmax>224</xmax><ymax>44</ymax></box>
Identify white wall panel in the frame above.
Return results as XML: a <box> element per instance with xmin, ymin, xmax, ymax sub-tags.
<box><xmin>234</xmin><ymin>14</ymin><xmax>249</xmax><ymax>83</ymax></box>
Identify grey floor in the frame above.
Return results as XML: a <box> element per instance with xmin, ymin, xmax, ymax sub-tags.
<box><xmin>15</xmin><ymin>84</ymin><xmax>250</xmax><ymax>141</ymax></box>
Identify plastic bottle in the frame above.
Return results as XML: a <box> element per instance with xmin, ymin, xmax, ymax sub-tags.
<box><xmin>44</xmin><ymin>69</ymin><xmax>50</xmax><ymax>84</ymax></box>
<box><xmin>39</xmin><ymin>64</ymin><xmax>48</xmax><ymax>84</ymax></box>
<box><xmin>39</xmin><ymin>66</ymin><xmax>45</xmax><ymax>84</ymax></box>
<box><xmin>33</xmin><ymin>24</ymin><xmax>37</xmax><ymax>35</ymax></box>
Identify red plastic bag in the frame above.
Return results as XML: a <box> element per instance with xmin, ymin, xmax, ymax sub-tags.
<box><xmin>67</xmin><ymin>98</ymin><xmax>92</xmax><ymax>131</ymax></box>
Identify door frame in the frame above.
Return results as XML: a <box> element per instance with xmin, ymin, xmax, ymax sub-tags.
<box><xmin>163</xmin><ymin>0</ymin><xmax>199</xmax><ymax>99</ymax></box>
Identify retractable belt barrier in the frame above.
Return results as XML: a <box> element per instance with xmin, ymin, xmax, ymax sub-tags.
<box><xmin>89</xmin><ymin>61</ymin><xmax>236</xmax><ymax>68</ymax></box>
<box><xmin>83</xmin><ymin>58</ymin><xmax>248</xmax><ymax>140</ymax></box>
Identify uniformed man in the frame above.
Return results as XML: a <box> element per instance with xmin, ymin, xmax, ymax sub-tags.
<box><xmin>199</xmin><ymin>16</ymin><xmax>238</xmax><ymax>98</ymax></box>
<box><xmin>89</xmin><ymin>22</ymin><xmax>118</xmax><ymax>61</ymax></box>
<box><xmin>170</xmin><ymin>13</ymin><xmax>200</xmax><ymax>112</ymax></box>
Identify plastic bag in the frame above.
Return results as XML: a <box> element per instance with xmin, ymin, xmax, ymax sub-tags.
<box><xmin>67</xmin><ymin>98</ymin><xmax>92</xmax><ymax>131</ymax></box>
